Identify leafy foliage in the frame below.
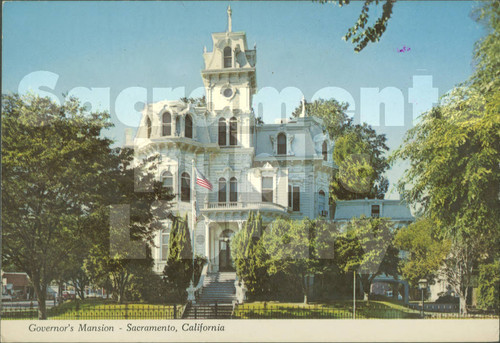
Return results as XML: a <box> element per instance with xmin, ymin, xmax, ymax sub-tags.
<box><xmin>477</xmin><ymin>261</ymin><xmax>500</xmax><ymax>312</ymax></box>
<box><xmin>394</xmin><ymin>219</ymin><xmax>451</xmax><ymax>287</ymax></box>
<box><xmin>317</xmin><ymin>0</ymin><xmax>396</xmax><ymax>52</ymax></box>
<box><xmin>390</xmin><ymin>2</ymin><xmax>500</xmax><ymax>312</ymax></box>
<box><xmin>291</xmin><ymin>98</ymin><xmax>389</xmax><ymax>200</ymax></box>
<box><xmin>335</xmin><ymin>216</ymin><xmax>399</xmax><ymax>299</ymax></box>
<box><xmin>231</xmin><ymin>212</ymin><xmax>270</xmax><ymax>298</ymax></box>
<box><xmin>163</xmin><ymin>215</ymin><xmax>195</xmax><ymax>302</ymax></box>
<box><xmin>260</xmin><ymin>218</ymin><xmax>337</xmax><ymax>303</ymax></box>
<box><xmin>2</xmin><ymin>94</ymin><xmax>112</xmax><ymax>318</ymax></box>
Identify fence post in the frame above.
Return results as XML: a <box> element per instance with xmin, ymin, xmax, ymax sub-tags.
<box><xmin>174</xmin><ymin>304</ymin><xmax>177</xmax><ymax>319</ymax></box>
<box><xmin>194</xmin><ymin>306</ymin><xmax>197</xmax><ymax>319</ymax></box>
<box><xmin>125</xmin><ymin>303</ymin><xmax>128</xmax><ymax>320</ymax></box>
<box><xmin>76</xmin><ymin>300</ymin><xmax>80</xmax><ymax>320</ymax></box>
<box><xmin>215</xmin><ymin>302</ymin><xmax>218</xmax><ymax>318</ymax></box>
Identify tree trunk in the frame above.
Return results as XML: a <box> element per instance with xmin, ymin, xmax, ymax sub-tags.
<box><xmin>34</xmin><ymin>284</ymin><xmax>48</xmax><ymax>320</ymax></box>
<box><xmin>460</xmin><ymin>287</ymin><xmax>469</xmax><ymax>315</ymax></box>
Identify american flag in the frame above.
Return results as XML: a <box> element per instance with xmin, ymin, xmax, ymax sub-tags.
<box><xmin>195</xmin><ymin>167</ymin><xmax>213</xmax><ymax>190</ymax></box>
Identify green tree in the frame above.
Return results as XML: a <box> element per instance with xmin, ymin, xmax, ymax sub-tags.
<box><xmin>231</xmin><ymin>212</ymin><xmax>270</xmax><ymax>298</ymax></box>
<box><xmin>83</xmin><ymin>149</ymin><xmax>173</xmax><ymax>304</ymax></box>
<box><xmin>391</xmin><ymin>3</ymin><xmax>500</xmax><ymax>313</ymax></box>
<box><xmin>163</xmin><ymin>215</ymin><xmax>194</xmax><ymax>302</ymax></box>
<box><xmin>477</xmin><ymin>261</ymin><xmax>500</xmax><ymax>312</ymax></box>
<box><xmin>335</xmin><ymin>216</ymin><xmax>399</xmax><ymax>301</ymax></box>
<box><xmin>317</xmin><ymin>0</ymin><xmax>396</xmax><ymax>52</ymax></box>
<box><xmin>394</xmin><ymin>218</ymin><xmax>451</xmax><ymax>288</ymax></box>
<box><xmin>1</xmin><ymin>94</ymin><xmax>115</xmax><ymax>319</ymax></box>
<box><xmin>261</xmin><ymin>218</ymin><xmax>332</xmax><ymax>304</ymax></box>
<box><xmin>292</xmin><ymin>98</ymin><xmax>389</xmax><ymax>200</ymax></box>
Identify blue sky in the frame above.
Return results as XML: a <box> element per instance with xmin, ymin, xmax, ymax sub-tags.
<box><xmin>2</xmin><ymin>1</ymin><xmax>486</xmax><ymax>198</ymax></box>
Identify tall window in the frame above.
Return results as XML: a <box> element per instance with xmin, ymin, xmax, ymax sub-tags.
<box><xmin>230</xmin><ymin>177</ymin><xmax>238</xmax><ymax>202</ymax></box>
<box><xmin>322</xmin><ymin>141</ymin><xmax>328</xmax><ymax>161</ymax></box>
<box><xmin>319</xmin><ymin>190</ymin><xmax>326</xmax><ymax>215</ymax></box>
<box><xmin>181</xmin><ymin>172</ymin><xmax>190</xmax><ymax>202</ymax></box>
<box><xmin>185</xmin><ymin>114</ymin><xmax>193</xmax><ymax>139</ymax></box>
<box><xmin>146</xmin><ymin>117</ymin><xmax>152</xmax><ymax>138</ymax></box>
<box><xmin>161</xmin><ymin>233</ymin><xmax>170</xmax><ymax>261</ymax></box>
<box><xmin>288</xmin><ymin>185</ymin><xmax>300</xmax><ymax>211</ymax></box>
<box><xmin>293</xmin><ymin>186</ymin><xmax>300</xmax><ymax>211</ymax></box>
<box><xmin>218</xmin><ymin>118</ymin><xmax>227</xmax><ymax>146</ymax></box>
<box><xmin>371</xmin><ymin>205</ymin><xmax>380</xmax><ymax>218</ymax></box>
<box><xmin>218</xmin><ymin>177</ymin><xmax>227</xmax><ymax>203</ymax></box>
<box><xmin>175</xmin><ymin>117</ymin><xmax>181</xmax><ymax>136</ymax></box>
<box><xmin>277</xmin><ymin>133</ymin><xmax>286</xmax><ymax>155</ymax></box>
<box><xmin>162</xmin><ymin>112</ymin><xmax>171</xmax><ymax>136</ymax></box>
<box><xmin>229</xmin><ymin>117</ymin><xmax>237</xmax><ymax>145</ymax></box>
<box><xmin>262</xmin><ymin>177</ymin><xmax>273</xmax><ymax>203</ymax></box>
<box><xmin>161</xmin><ymin>171</ymin><xmax>173</xmax><ymax>193</ymax></box>
<box><xmin>223</xmin><ymin>46</ymin><xmax>232</xmax><ymax>68</ymax></box>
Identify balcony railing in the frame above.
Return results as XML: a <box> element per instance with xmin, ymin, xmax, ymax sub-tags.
<box><xmin>202</xmin><ymin>201</ymin><xmax>288</xmax><ymax>213</ymax></box>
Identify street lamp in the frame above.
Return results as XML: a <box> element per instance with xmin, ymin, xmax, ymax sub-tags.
<box><xmin>418</xmin><ymin>279</ymin><xmax>428</xmax><ymax>318</ymax></box>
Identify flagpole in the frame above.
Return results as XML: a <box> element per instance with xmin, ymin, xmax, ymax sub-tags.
<box><xmin>191</xmin><ymin>159</ymin><xmax>196</xmax><ymax>282</ymax></box>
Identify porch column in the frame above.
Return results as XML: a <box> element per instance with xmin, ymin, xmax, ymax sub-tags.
<box><xmin>205</xmin><ymin>219</ymin><xmax>210</xmax><ymax>259</ymax></box>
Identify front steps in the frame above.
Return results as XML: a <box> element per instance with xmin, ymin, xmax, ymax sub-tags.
<box><xmin>182</xmin><ymin>272</ymin><xmax>237</xmax><ymax>319</ymax></box>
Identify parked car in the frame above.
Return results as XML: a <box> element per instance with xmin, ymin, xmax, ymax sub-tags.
<box><xmin>62</xmin><ymin>291</ymin><xmax>76</xmax><ymax>300</ymax></box>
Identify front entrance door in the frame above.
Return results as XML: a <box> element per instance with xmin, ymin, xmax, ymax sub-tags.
<box><xmin>218</xmin><ymin>229</ymin><xmax>234</xmax><ymax>272</ymax></box>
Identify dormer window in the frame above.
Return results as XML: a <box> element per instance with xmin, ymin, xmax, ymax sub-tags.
<box><xmin>277</xmin><ymin>132</ymin><xmax>286</xmax><ymax>155</ymax></box>
<box><xmin>185</xmin><ymin>114</ymin><xmax>193</xmax><ymax>139</ymax></box>
<box><xmin>223</xmin><ymin>46</ymin><xmax>232</xmax><ymax>68</ymax></box>
<box><xmin>146</xmin><ymin>117</ymin><xmax>152</xmax><ymax>138</ymax></box>
<box><xmin>162</xmin><ymin>112</ymin><xmax>171</xmax><ymax>136</ymax></box>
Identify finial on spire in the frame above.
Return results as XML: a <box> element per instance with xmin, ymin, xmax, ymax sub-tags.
<box><xmin>227</xmin><ymin>5</ymin><xmax>232</xmax><ymax>32</ymax></box>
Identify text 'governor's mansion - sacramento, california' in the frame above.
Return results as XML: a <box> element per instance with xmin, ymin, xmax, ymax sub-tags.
<box><xmin>130</xmin><ymin>7</ymin><xmax>414</xmax><ymax>275</ymax></box>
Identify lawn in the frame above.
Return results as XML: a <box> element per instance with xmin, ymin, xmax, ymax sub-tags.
<box><xmin>1</xmin><ymin>299</ymin><xmax>185</xmax><ymax>320</ymax></box>
<box><xmin>233</xmin><ymin>300</ymin><xmax>422</xmax><ymax>319</ymax></box>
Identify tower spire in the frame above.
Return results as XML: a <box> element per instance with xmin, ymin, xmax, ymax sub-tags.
<box><xmin>227</xmin><ymin>5</ymin><xmax>232</xmax><ymax>32</ymax></box>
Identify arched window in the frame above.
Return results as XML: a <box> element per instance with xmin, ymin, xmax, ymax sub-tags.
<box><xmin>162</xmin><ymin>112</ymin><xmax>171</xmax><ymax>136</ymax></box>
<box><xmin>322</xmin><ymin>141</ymin><xmax>328</xmax><ymax>161</ymax></box>
<box><xmin>185</xmin><ymin>114</ymin><xmax>193</xmax><ymax>139</ymax></box>
<box><xmin>319</xmin><ymin>190</ymin><xmax>326</xmax><ymax>216</ymax></box>
<box><xmin>230</xmin><ymin>177</ymin><xmax>238</xmax><ymax>202</ymax></box>
<box><xmin>175</xmin><ymin>117</ymin><xmax>181</xmax><ymax>136</ymax></box>
<box><xmin>277</xmin><ymin>132</ymin><xmax>286</xmax><ymax>155</ymax></box>
<box><xmin>218</xmin><ymin>118</ymin><xmax>227</xmax><ymax>146</ymax></box>
<box><xmin>229</xmin><ymin>117</ymin><xmax>237</xmax><ymax>146</ymax></box>
<box><xmin>223</xmin><ymin>46</ymin><xmax>232</xmax><ymax>68</ymax></box>
<box><xmin>161</xmin><ymin>171</ymin><xmax>173</xmax><ymax>193</ymax></box>
<box><xmin>218</xmin><ymin>177</ymin><xmax>227</xmax><ymax>203</ymax></box>
<box><xmin>146</xmin><ymin>117</ymin><xmax>152</xmax><ymax>138</ymax></box>
<box><xmin>180</xmin><ymin>172</ymin><xmax>190</xmax><ymax>202</ymax></box>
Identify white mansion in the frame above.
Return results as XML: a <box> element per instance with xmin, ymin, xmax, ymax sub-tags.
<box><xmin>132</xmin><ymin>8</ymin><xmax>413</xmax><ymax>275</ymax></box>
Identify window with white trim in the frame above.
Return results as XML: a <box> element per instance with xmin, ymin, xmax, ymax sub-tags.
<box><xmin>262</xmin><ymin>177</ymin><xmax>273</xmax><ymax>203</ymax></box>
<box><xmin>161</xmin><ymin>233</ymin><xmax>170</xmax><ymax>261</ymax></box>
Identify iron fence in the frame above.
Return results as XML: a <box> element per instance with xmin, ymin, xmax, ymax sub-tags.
<box><xmin>231</xmin><ymin>303</ymin><xmax>499</xmax><ymax>320</ymax></box>
<box><xmin>1</xmin><ymin>303</ymin><xmax>185</xmax><ymax>320</ymax></box>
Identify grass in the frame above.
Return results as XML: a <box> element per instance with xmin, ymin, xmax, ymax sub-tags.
<box><xmin>233</xmin><ymin>300</ymin><xmax>422</xmax><ymax>319</ymax></box>
<box><xmin>1</xmin><ymin>298</ymin><xmax>185</xmax><ymax>320</ymax></box>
